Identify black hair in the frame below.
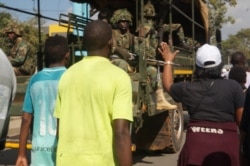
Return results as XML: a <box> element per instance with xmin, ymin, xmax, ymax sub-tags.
<box><xmin>98</xmin><ymin>8</ymin><xmax>112</xmax><ymax>22</ymax></box>
<box><xmin>194</xmin><ymin>63</ymin><xmax>224</xmax><ymax>79</ymax></box>
<box><xmin>229</xmin><ymin>66</ymin><xmax>246</xmax><ymax>85</ymax></box>
<box><xmin>83</xmin><ymin>20</ymin><xmax>112</xmax><ymax>51</ymax></box>
<box><xmin>44</xmin><ymin>34</ymin><xmax>69</xmax><ymax>67</ymax></box>
<box><xmin>230</xmin><ymin>51</ymin><xmax>246</xmax><ymax>66</ymax></box>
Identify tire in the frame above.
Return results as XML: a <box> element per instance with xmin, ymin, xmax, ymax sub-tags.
<box><xmin>133</xmin><ymin>103</ymin><xmax>184</xmax><ymax>153</ymax></box>
<box><xmin>164</xmin><ymin>103</ymin><xmax>184</xmax><ymax>153</ymax></box>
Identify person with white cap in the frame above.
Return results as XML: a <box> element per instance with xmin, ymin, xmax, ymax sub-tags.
<box><xmin>158</xmin><ymin>42</ymin><xmax>244</xmax><ymax>166</ymax></box>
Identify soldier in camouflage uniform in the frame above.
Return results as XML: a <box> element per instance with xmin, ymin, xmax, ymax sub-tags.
<box><xmin>139</xmin><ymin>0</ymin><xmax>177</xmax><ymax>110</ymax></box>
<box><xmin>4</xmin><ymin>23</ymin><xmax>36</xmax><ymax>76</ymax></box>
<box><xmin>110</xmin><ymin>8</ymin><xmax>136</xmax><ymax>72</ymax></box>
<box><xmin>111</xmin><ymin>6</ymin><xmax>176</xmax><ymax>110</ymax></box>
<box><xmin>155</xmin><ymin>0</ymin><xmax>192</xmax><ymax>49</ymax></box>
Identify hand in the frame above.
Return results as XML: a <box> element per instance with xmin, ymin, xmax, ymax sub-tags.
<box><xmin>15</xmin><ymin>156</ymin><xmax>28</xmax><ymax>166</ymax></box>
<box><xmin>158</xmin><ymin>42</ymin><xmax>179</xmax><ymax>62</ymax></box>
<box><xmin>128</xmin><ymin>52</ymin><xmax>137</xmax><ymax>60</ymax></box>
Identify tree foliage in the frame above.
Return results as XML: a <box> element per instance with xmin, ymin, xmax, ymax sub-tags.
<box><xmin>221</xmin><ymin>28</ymin><xmax>250</xmax><ymax>61</ymax></box>
<box><xmin>206</xmin><ymin>0</ymin><xmax>236</xmax><ymax>38</ymax></box>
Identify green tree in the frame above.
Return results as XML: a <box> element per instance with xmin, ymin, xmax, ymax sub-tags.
<box><xmin>206</xmin><ymin>0</ymin><xmax>236</xmax><ymax>42</ymax></box>
<box><xmin>221</xmin><ymin>28</ymin><xmax>250</xmax><ymax>61</ymax></box>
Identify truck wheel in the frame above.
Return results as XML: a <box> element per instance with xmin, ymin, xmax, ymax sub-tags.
<box><xmin>164</xmin><ymin>103</ymin><xmax>184</xmax><ymax>153</ymax></box>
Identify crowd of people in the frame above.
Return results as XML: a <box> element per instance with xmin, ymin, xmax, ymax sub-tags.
<box><xmin>1</xmin><ymin>1</ymin><xmax>250</xmax><ymax>166</ymax></box>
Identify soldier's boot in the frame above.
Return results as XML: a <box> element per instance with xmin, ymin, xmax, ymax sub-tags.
<box><xmin>156</xmin><ymin>88</ymin><xmax>177</xmax><ymax>110</ymax></box>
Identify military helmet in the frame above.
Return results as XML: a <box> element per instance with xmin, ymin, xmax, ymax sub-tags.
<box><xmin>110</xmin><ymin>9</ymin><xmax>133</xmax><ymax>26</ymax></box>
<box><xmin>143</xmin><ymin>1</ymin><xmax>156</xmax><ymax>17</ymax></box>
<box><xmin>4</xmin><ymin>23</ymin><xmax>22</xmax><ymax>36</ymax></box>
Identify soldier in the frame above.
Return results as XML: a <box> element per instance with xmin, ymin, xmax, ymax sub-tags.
<box><xmin>111</xmin><ymin>7</ymin><xmax>176</xmax><ymax>110</ymax></box>
<box><xmin>110</xmin><ymin>8</ymin><xmax>136</xmax><ymax>72</ymax></box>
<box><xmin>162</xmin><ymin>24</ymin><xmax>185</xmax><ymax>45</ymax></box>
<box><xmin>4</xmin><ymin>23</ymin><xmax>36</xmax><ymax>76</ymax></box>
<box><xmin>140</xmin><ymin>0</ymin><xmax>177</xmax><ymax>110</ymax></box>
<box><xmin>155</xmin><ymin>0</ymin><xmax>192</xmax><ymax>49</ymax></box>
<box><xmin>140</xmin><ymin>0</ymin><xmax>158</xmax><ymax>49</ymax></box>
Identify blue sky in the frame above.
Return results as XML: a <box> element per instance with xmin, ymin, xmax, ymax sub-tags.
<box><xmin>1</xmin><ymin>0</ymin><xmax>72</xmax><ymax>22</ymax></box>
<box><xmin>223</xmin><ymin>1</ymin><xmax>250</xmax><ymax>39</ymax></box>
<box><xmin>1</xmin><ymin>0</ymin><xmax>249</xmax><ymax>40</ymax></box>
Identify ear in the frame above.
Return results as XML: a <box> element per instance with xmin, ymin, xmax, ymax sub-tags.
<box><xmin>107</xmin><ymin>39</ymin><xmax>113</xmax><ymax>51</ymax></box>
<box><xmin>108</xmin><ymin>39</ymin><xmax>113</xmax><ymax>47</ymax></box>
<box><xmin>107</xmin><ymin>39</ymin><xmax>113</xmax><ymax>56</ymax></box>
<box><xmin>64</xmin><ymin>51</ymin><xmax>71</xmax><ymax>65</ymax></box>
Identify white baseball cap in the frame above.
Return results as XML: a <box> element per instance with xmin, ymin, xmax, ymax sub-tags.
<box><xmin>196</xmin><ymin>44</ymin><xmax>222</xmax><ymax>68</ymax></box>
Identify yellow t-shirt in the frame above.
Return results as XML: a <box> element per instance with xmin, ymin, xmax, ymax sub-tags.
<box><xmin>54</xmin><ymin>56</ymin><xmax>133</xmax><ymax>166</ymax></box>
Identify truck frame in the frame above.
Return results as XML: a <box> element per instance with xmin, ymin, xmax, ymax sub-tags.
<box><xmin>5</xmin><ymin>0</ymin><xmax>210</xmax><ymax>153</ymax></box>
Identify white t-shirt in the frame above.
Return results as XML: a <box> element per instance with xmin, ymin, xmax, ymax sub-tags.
<box><xmin>245</xmin><ymin>71</ymin><xmax>250</xmax><ymax>88</ymax></box>
<box><xmin>0</xmin><ymin>49</ymin><xmax>16</xmax><ymax>138</ymax></box>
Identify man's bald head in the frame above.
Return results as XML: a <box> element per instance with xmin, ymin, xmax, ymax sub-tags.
<box><xmin>83</xmin><ymin>20</ymin><xmax>112</xmax><ymax>51</ymax></box>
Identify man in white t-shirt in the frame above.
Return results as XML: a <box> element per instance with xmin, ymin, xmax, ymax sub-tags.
<box><xmin>0</xmin><ymin>49</ymin><xmax>16</xmax><ymax>150</ymax></box>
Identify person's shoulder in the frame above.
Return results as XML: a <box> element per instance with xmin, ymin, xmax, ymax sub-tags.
<box><xmin>218</xmin><ymin>78</ymin><xmax>243</xmax><ymax>90</ymax></box>
<box><xmin>112</xmin><ymin>29</ymin><xmax>120</xmax><ymax>35</ymax></box>
<box><xmin>218</xmin><ymin>78</ymin><xmax>237</xmax><ymax>84</ymax></box>
<box><xmin>29</xmin><ymin>69</ymin><xmax>43</xmax><ymax>80</ymax></box>
<box><xmin>29</xmin><ymin>68</ymin><xmax>52</xmax><ymax>80</ymax></box>
<box><xmin>246</xmin><ymin>71</ymin><xmax>250</xmax><ymax>77</ymax></box>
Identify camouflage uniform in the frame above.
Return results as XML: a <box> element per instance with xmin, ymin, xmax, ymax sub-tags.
<box><xmin>162</xmin><ymin>23</ymin><xmax>185</xmax><ymax>42</ymax></box>
<box><xmin>4</xmin><ymin>24</ymin><xmax>36</xmax><ymax>76</ymax></box>
<box><xmin>140</xmin><ymin>0</ymin><xmax>177</xmax><ymax>110</ymax></box>
<box><xmin>110</xmin><ymin>8</ymin><xmax>156</xmax><ymax>73</ymax></box>
<box><xmin>110</xmin><ymin>9</ymin><xmax>136</xmax><ymax>72</ymax></box>
<box><xmin>137</xmin><ymin>1</ymin><xmax>159</xmax><ymax>90</ymax></box>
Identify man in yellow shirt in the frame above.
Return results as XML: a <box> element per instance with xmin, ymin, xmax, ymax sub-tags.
<box><xmin>54</xmin><ymin>20</ymin><xmax>133</xmax><ymax>166</ymax></box>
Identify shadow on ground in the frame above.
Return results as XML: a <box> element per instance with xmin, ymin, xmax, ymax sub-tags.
<box><xmin>133</xmin><ymin>149</ymin><xmax>171</xmax><ymax>165</ymax></box>
<box><xmin>0</xmin><ymin>148</ymin><xmax>30</xmax><ymax>166</ymax></box>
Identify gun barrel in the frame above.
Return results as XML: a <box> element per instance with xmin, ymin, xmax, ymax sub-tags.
<box><xmin>147</xmin><ymin>59</ymin><xmax>181</xmax><ymax>66</ymax></box>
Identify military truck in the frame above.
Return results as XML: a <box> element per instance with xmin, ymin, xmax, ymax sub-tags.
<box><xmin>6</xmin><ymin>0</ymin><xmax>211</xmax><ymax>153</ymax></box>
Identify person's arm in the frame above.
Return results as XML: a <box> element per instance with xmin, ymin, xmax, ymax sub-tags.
<box><xmin>113</xmin><ymin>119</ymin><xmax>132</xmax><ymax>166</ymax></box>
<box><xmin>10</xmin><ymin>41</ymin><xmax>29</xmax><ymax>67</ymax></box>
<box><xmin>113</xmin><ymin>46</ymin><xmax>132</xmax><ymax>61</ymax></box>
<box><xmin>15</xmin><ymin>112</ymin><xmax>32</xmax><ymax>166</ymax></box>
<box><xmin>56</xmin><ymin>119</ymin><xmax>59</xmax><ymax>139</ymax></box>
<box><xmin>158</xmin><ymin>42</ymin><xmax>179</xmax><ymax>92</ymax></box>
<box><xmin>235</xmin><ymin>107</ymin><xmax>244</xmax><ymax>126</ymax></box>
